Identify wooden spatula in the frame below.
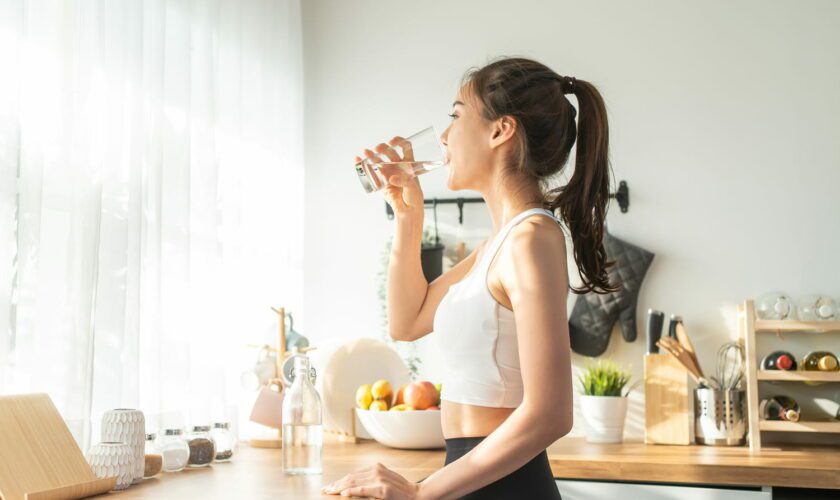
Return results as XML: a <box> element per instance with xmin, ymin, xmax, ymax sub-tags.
<box><xmin>675</xmin><ymin>322</ymin><xmax>705</xmax><ymax>378</ymax></box>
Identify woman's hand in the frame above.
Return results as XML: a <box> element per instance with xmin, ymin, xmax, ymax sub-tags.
<box><xmin>321</xmin><ymin>462</ymin><xmax>423</xmax><ymax>499</ymax></box>
<box><xmin>356</xmin><ymin>136</ymin><xmax>424</xmax><ymax>216</ymax></box>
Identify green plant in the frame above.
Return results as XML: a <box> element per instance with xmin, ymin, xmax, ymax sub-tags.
<box><xmin>577</xmin><ymin>359</ymin><xmax>635</xmax><ymax>397</ymax></box>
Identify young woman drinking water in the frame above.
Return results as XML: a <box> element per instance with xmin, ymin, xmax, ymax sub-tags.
<box><xmin>323</xmin><ymin>56</ymin><xmax>618</xmax><ymax>500</ymax></box>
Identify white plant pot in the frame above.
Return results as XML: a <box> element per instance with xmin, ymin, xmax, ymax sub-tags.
<box><xmin>86</xmin><ymin>442</ymin><xmax>135</xmax><ymax>491</ymax></box>
<box><xmin>101</xmin><ymin>408</ymin><xmax>145</xmax><ymax>484</ymax></box>
<box><xmin>580</xmin><ymin>395</ymin><xmax>628</xmax><ymax>444</ymax></box>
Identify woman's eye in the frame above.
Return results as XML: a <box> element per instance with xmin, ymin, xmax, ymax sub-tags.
<box><xmin>448</xmin><ymin>113</ymin><xmax>457</xmax><ymax>120</ymax></box>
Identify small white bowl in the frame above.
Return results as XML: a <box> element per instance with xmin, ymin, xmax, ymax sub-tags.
<box><xmin>356</xmin><ymin>408</ymin><xmax>445</xmax><ymax>449</ymax></box>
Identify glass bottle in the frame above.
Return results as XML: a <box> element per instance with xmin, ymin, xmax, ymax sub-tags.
<box><xmin>282</xmin><ymin>354</ymin><xmax>323</xmax><ymax>475</ymax></box>
<box><xmin>801</xmin><ymin>351</ymin><xmax>839</xmax><ymax>372</ymax></box>
<box><xmin>157</xmin><ymin>429</ymin><xmax>190</xmax><ymax>472</ymax></box>
<box><xmin>760</xmin><ymin>395</ymin><xmax>800</xmax><ymax>422</ymax></box>
<box><xmin>797</xmin><ymin>295</ymin><xmax>837</xmax><ymax>321</ymax></box>
<box><xmin>760</xmin><ymin>351</ymin><xmax>797</xmax><ymax>371</ymax></box>
<box><xmin>186</xmin><ymin>425</ymin><xmax>215</xmax><ymax>468</ymax></box>
<box><xmin>756</xmin><ymin>292</ymin><xmax>794</xmax><ymax>320</ymax></box>
<box><xmin>210</xmin><ymin>422</ymin><xmax>235</xmax><ymax>462</ymax></box>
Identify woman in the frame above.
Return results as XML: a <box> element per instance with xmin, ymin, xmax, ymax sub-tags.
<box><xmin>323</xmin><ymin>57</ymin><xmax>617</xmax><ymax>499</ymax></box>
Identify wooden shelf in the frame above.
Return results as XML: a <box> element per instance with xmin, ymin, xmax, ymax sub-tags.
<box><xmin>757</xmin><ymin>370</ymin><xmax>840</xmax><ymax>383</ymax></box>
<box><xmin>754</xmin><ymin>319</ymin><xmax>840</xmax><ymax>333</ymax></box>
<box><xmin>759</xmin><ymin>420</ymin><xmax>840</xmax><ymax>433</ymax></box>
<box><xmin>740</xmin><ymin>300</ymin><xmax>840</xmax><ymax>452</ymax></box>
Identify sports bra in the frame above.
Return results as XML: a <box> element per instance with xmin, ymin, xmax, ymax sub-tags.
<box><xmin>432</xmin><ymin>207</ymin><xmax>563</xmax><ymax>408</ymax></box>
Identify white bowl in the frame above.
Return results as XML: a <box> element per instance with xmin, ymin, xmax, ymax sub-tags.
<box><xmin>356</xmin><ymin>408</ymin><xmax>445</xmax><ymax>449</ymax></box>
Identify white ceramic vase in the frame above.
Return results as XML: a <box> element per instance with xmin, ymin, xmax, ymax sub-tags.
<box><xmin>101</xmin><ymin>408</ymin><xmax>145</xmax><ymax>484</ymax></box>
<box><xmin>86</xmin><ymin>442</ymin><xmax>136</xmax><ymax>491</ymax></box>
<box><xmin>580</xmin><ymin>395</ymin><xmax>628</xmax><ymax>444</ymax></box>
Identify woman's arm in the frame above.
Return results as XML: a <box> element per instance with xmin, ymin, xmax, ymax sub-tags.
<box><xmin>388</xmin><ymin>210</ymin><xmax>485</xmax><ymax>342</ymax></box>
<box><xmin>417</xmin><ymin>219</ymin><xmax>573</xmax><ymax>499</ymax></box>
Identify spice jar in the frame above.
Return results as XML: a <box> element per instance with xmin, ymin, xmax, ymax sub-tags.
<box><xmin>157</xmin><ymin>429</ymin><xmax>190</xmax><ymax>472</ymax></box>
<box><xmin>210</xmin><ymin>422</ymin><xmax>235</xmax><ymax>462</ymax></box>
<box><xmin>143</xmin><ymin>433</ymin><xmax>163</xmax><ymax>478</ymax></box>
<box><xmin>187</xmin><ymin>425</ymin><xmax>216</xmax><ymax>467</ymax></box>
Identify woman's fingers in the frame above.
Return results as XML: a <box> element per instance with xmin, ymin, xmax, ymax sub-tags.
<box><xmin>375</xmin><ymin>142</ymin><xmax>402</xmax><ymax>163</ymax></box>
<box><xmin>339</xmin><ymin>485</ymin><xmax>385</xmax><ymax>498</ymax></box>
<box><xmin>389</xmin><ymin>136</ymin><xmax>413</xmax><ymax>162</ymax></box>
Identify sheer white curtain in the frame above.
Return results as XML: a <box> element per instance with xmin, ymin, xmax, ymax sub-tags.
<box><xmin>0</xmin><ymin>0</ymin><xmax>303</xmax><ymax>449</ymax></box>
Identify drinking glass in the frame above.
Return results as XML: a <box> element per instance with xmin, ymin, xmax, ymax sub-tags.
<box><xmin>355</xmin><ymin>126</ymin><xmax>447</xmax><ymax>193</ymax></box>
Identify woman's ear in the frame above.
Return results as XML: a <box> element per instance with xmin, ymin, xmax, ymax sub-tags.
<box><xmin>489</xmin><ymin>116</ymin><xmax>516</xmax><ymax>149</ymax></box>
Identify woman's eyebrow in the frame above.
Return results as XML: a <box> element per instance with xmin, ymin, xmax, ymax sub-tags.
<box><xmin>452</xmin><ymin>100</ymin><xmax>465</xmax><ymax>108</ymax></box>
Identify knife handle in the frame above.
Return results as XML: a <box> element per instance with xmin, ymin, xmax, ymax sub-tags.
<box><xmin>647</xmin><ymin>309</ymin><xmax>665</xmax><ymax>354</ymax></box>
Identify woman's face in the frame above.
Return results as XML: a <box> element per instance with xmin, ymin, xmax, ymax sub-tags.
<box><xmin>440</xmin><ymin>85</ymin><xmax>496</xmax><ymax>192</ymax></box>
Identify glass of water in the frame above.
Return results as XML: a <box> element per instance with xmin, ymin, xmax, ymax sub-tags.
<box><xmin>355</xmin><ymin>126</ymin><xmax>447</xmax><ymax>193</ymax></box>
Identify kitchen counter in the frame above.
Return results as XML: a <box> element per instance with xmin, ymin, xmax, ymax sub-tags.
<box><xmin>106</xmin><ymin>435</ymin><xmax>839</xmax><ymax>499</ymax></box>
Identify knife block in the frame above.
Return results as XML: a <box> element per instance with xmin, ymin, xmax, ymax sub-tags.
<box><xmin>644</xmin><ymin>353</ymin><xmax>694</xmax><ymax>445</ymax></box>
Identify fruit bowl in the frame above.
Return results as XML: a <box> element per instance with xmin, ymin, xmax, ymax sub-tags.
<box><xmin>355</xmin><ymin>408</ymin><xmax>445</xmax><ymax>449</ymax></box>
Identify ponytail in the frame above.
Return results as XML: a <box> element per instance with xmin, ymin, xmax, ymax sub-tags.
<box><xmin>546</xmin><ymin>79</ymin><xmax>619</xmax><ymax>294</ymax></box>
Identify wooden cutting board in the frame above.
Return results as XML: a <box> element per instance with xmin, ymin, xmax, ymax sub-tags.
<box><xmin>0</xmin><ymin>393</ymin><xmax>116</xmax><ymax>500</ymax></box>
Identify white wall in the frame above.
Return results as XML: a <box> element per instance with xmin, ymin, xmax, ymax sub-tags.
<box><xmin>300</xmin><ymin>0</ymin><xmax>840</xmax><ymax>440</ymax></box>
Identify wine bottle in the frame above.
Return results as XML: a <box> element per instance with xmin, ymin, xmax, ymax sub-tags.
<box><xmin>801</xmin><ymin>351</ymin><xmax>839</xmax><ymax>372</ymax></box>
<box><xmin>760</xmin><ymin>351</ymin><xmax>797</xmax><ymax>371</ymax></box>
<box><xmin>760</xmin><ymin>395</ymin><xmax>800</xmax><ymax>422</ymax></box>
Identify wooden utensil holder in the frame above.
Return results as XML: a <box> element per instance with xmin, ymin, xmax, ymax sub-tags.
<box><xmin>644</xmin><ymin>353</ymin><xmax>695</xmax><ymax>445</ymax></box>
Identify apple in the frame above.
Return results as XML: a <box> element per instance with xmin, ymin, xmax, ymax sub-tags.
<box><xmin>394</xmin><ymin>383</ymin><xmax>409</xmax><ymax>406</ymax></box>
<box><xmin>403</xmin><ymin>381</ymin><xmax>439</xmax><ymax>410</ymax></box>
<box><xmin>426</xmin><ymin>406</ymin><xmax>440</xmax><ymax>410</ymax></box>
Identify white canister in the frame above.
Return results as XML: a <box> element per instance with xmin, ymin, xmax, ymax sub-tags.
<box><xmin>86</xmin><ymin>442</ymin><xmax>136</xmax><ymax>491</ymax></box>
<box><xmin>101</xmin><ymin>408</ymin><xmax>145</xmax><ymax>484</ymax></box>
<box><xmin>579</xmin><ymin>395</ymin><xmax>629</xmax><ymax>444</ymax></box>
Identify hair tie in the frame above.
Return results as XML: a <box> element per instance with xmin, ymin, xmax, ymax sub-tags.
<box><xmin>561</xmin><ymin>75</ymin><xmax>577</xmax><ymax>94</ymax></box>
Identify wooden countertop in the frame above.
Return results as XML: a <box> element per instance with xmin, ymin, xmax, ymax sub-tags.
<box><xmin>105</xmin><ymin>436</ymin><xmax>839</xmax><ymax>499</ymax></box>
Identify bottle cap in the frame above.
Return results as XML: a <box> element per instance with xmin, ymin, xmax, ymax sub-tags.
<box><xmin>777</xmin><ymin>354</ymin><xmax>794</xmax><ymax>370</ymax></box>
<box><xmin>818</xmin><ymin>355</ymin><xmax>838</xmax><ymax>371</ymax></box>
<box><xmin>783</xmin><ymin>409</ymin><xmax>800</xmax><ymax>422</ymax></box>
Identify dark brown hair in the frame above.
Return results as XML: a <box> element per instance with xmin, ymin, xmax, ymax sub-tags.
<box><xmin>461</xmin><ymin>56</ymin><xmax>618</xmax><ymax>294</ymax></box>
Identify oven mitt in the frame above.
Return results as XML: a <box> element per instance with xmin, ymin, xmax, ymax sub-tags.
<box><xmin>568</xmin><ymin>230</ymin><xmax>654</xmax><ymax>356</ymax></box>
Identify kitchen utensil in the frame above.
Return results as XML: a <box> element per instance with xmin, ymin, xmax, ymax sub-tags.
<box><xmin>667</xmin><ymin>315</ymin><xmax>682</xmax><ymax>338</ymax></box>
<box><xmin>675</xmin><ymin>322</ymin><xmax>705</xmax><ymax>378</ymax></box>
<box><xmin>716</xmin><ymin>342</ymin><xmax>744</xmax><ymax>390</ymax></box>
<box><xmin>694</xmin><ymin>388</ymin><xmax>747</xmax><ymax>446</ymax></box>
<box><xmin>646</xmin><ymin>309</ymin><xmax>665</xmax><ymax>354</ymax></box>
<box><xmin>355</xmin><ymin>408</ymin><xmax>444</xmax><ymax>449</ymax></box>
<box><xmin>657</xmin><ymin>337</ymin><xmax>713</xmax><ymax>387</ymax></box>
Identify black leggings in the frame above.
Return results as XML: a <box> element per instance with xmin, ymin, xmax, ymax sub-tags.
<box><xmin>443</xmin><ymin>436</ymin><xmax>562</xmax><ymax>499</ymax></box>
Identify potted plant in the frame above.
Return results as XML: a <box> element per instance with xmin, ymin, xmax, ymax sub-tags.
<box><xmin>577</xmin><ymin>359</ymin><xmax>635</xmax><ymax>443</ymax></box>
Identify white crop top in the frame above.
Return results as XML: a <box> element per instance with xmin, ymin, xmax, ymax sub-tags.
<box><xmin>432</xmin><ymin>207</ymin><xmax>562</xmax><ymax>408</ymax></box>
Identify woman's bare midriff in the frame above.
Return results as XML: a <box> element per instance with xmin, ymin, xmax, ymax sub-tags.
<box><xmin>441</xmin><ymin>399</ymin><xmax>515</xmax><ymax>438</ymax></box>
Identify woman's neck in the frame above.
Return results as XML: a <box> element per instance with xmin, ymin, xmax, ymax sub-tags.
<box><xmin>482</xmin><ymin>176</ymin><xmax>546</xmax><ymax>234</ymax></box>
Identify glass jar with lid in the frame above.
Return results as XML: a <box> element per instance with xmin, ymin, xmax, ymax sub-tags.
<box><xmin>186</xmin><ymin>425</ymin><xmax>216</xmax><ymax>468</ymax></box>
<box><xmin>210</xmin><ymin>422</ymin><xmax>235</xmax><ymax>462</ymax></box>
<box><xmin>157</xmin><ymin>429</ymin><xmax>190</xmax><ymax>472</ymax></box>
<box><xmin>143</xmin><ymin>433</ymin><xmax>163</xmax><ymax>478</ymax></box>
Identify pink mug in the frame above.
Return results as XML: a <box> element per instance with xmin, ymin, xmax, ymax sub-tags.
<box><xmin>249</xmin><ymin>379</ymin><xmax>284</xmax><ymax>428</ymax></box>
